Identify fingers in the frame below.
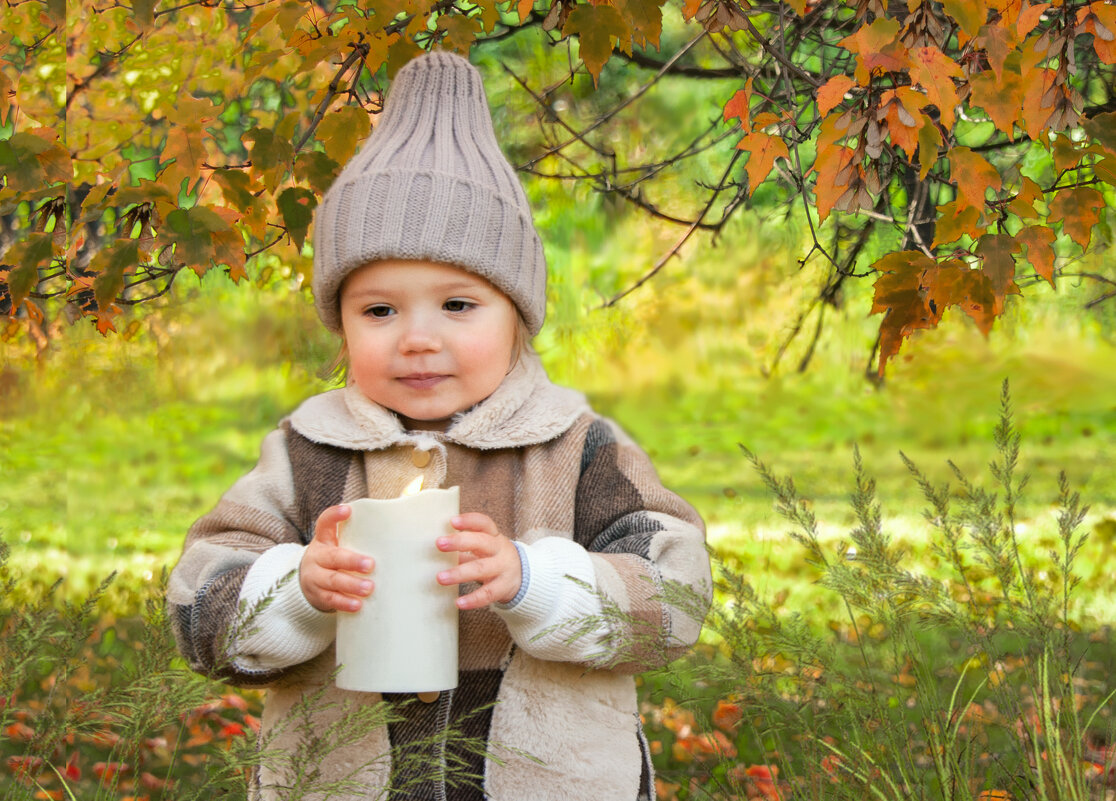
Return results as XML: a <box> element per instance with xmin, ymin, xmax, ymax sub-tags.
<box><xmin>301</xmin><ymin>505</ymin><xmax>375</xmax><ymax>613</ymax></box>
<box><xmin>452</xmin><ymin>513</ymin><xmax>499</xmax><ymax>536</ymax></box>
<box><xmin>436</xmin><ymin>514</ymin><xmax>521</xmax><ymax>609</ymax></box>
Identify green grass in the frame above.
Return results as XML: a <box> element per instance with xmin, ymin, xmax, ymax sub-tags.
<box><xmin>1</xmin><ymin>257</ymin><xmax>1115</xmax><ymax>621</ymax></box>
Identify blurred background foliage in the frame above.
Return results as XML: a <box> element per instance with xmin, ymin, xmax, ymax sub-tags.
<box><xmin>1</xmin><ymin>19</ymin><xmax>1115</xmax><ymax>619</ymax></box>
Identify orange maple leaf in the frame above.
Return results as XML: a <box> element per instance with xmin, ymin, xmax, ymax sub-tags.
<box><xmin>723</xmin><ymin>79</ymin><xmax>754</xmax><ymax>127</ymax></box>
<box><xmin>948</xmin><ymin>146</ymin><xmax>1002</xmax><ymax>211</ymax></box>
<box><xmin>1048</xmin><ymin>187</ymin><xmax>1106</xmax><ymax>249</ymax></box>
<box><xmin>969</xmin><ymin>65</ymin><xmax>1024</xmax><ymax>138</ymax></box>
<box><xmin>1078</xmin><ymin>2</ymin><xmax>1116</xmax><ymax>64</ymax></box>
<box><xmin>816</xmin><ymin>75</ymin><xmax>856</xmax><ymax>116</ymax></box>
<box><xmin>812</xmin><ymin>145</ymin><xmax>859</xmax><ymax>221</ymax></box>
<box><xmin>736</xmin><ymin>130</ymin><xmax>789</xmax><ymax>193</ymax></box>
<box><xmin>1016</xmin><ymin>225</ymin><xmax>1057</xmax><ymax>286</ymax></box>
<box><xmin>908</xmin><ymin>46</ymin><xmax>962</xmax><ymax>128</ymax></box>
<box><xmin>839</xmin><ymin>18</ymin><xmax>909</xmax><ymax>83</ymax></box>
<box><xmin>879</xmin><ymin>87</ymin><xmax>925</xmax><ymax>156</ymax></box>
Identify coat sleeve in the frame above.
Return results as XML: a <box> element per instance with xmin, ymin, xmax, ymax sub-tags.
<box><xmin>495</xmin><ymin>416</ymin><xmax>712</xmax><ymax>672</ymax></box>
<box><xmin>165</xmin><ymin>427</ymin><xmax>335</xmax><ymax>686</ymax></box>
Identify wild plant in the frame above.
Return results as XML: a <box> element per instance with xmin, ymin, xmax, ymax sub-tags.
<box><xmin>0</xmin><ymin>547</ymin><xmax>504</xmax><ymax>800</ymax></box>
<box><xmin>645</xmin><ymin>381</ymin><xmax>1114</xmax><ymax>801</ymax></box>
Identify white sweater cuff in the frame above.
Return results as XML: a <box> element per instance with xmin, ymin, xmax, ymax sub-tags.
<box><xmin>493</xmin><ymin>537</ymin><xmax>609</xmax><ymax>662</ymax></box>
<box><xmin>231</xmin><ymin>543</ymin><xmax>335</xmax><ymax>671</ymax></box>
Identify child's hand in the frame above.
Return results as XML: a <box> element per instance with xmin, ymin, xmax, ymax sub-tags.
<box><xmin>300</xmin><ymin>504</ymin><xmax>375</xmax><ymax>613</ymax></box>
<box><xmin>436</xmin><ymin>513</ymin><xmax>522</xmax><ymax>610</ymax></box>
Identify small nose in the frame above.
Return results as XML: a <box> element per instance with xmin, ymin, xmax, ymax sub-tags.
<box><xmin>398</xmin><ymin>314</ymin><xmax>442</xmax><ymax>354</ymax></box>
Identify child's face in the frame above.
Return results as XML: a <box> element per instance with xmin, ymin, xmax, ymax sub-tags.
<box><xmin>339</xmin><ymin>259</ymin><xmax>520</xmax><ymax>428</ymax></box>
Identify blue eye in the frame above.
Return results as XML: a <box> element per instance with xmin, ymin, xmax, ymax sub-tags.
<box><xmin>444</xmin><ymin>299</ymin><xmax>474</xmax><ymax>312</ymax></box>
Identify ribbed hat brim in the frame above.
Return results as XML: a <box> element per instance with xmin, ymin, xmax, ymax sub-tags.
<box><xmin>314</xmin><ymin>169</ymin><xmax>546</xmax><ymax>335</ymax></box>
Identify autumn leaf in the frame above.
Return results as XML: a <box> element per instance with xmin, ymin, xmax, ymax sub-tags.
<box><xmin>2</xmin><ymin>233</ymin><xmax>54</xmax><ymax>313</ymax></box>
<box><xmin>736</xmin><ymin>130</ymin><xmax>789</xmax><ymax>193</ymax></box>
<box><xmin>316</xmin><ymin>106</ymin><xmax>370</xmax><ymax>168</ymax></box>
<box><xmin>244</xmin><ymin>126</ymin><xmax>295</xmax><ymax>192</ymax></box>
<box><xmin>975</xmin><ymin>21</ymin><xmax>1017</xmax><ymax>83</ymax></box>
<box><xmin>812</xmin><ymin>145</ymin><xmax>859</xmax><ymax>222</ymax></box>
<box><xmin>933</xmin><ymin>199</ymin><xmax>984</xmax><ymax>246</ymax></box>
<box><xmin>1007</xmin><ymin>176</ymin><xmax>1044</xmax><ymax>219</ymax></box>
<box><xmin>839</xmin><ymin>18</ymin><xmax>909</xmax><ymax>83</ymax></box>
<box><xmin>969</xmin><ymin>62</ymin><xmax>1024</xmax><ymax>138</ymax></box>
<box><xmin>212</xmin><ymin>228</ymin><xmax>248</xmax><ymax>282</ymax></box>
<box><xmin>614</xmin><ymin>0</ymin><xmax>664</xmax><ymax>50</ymax></box>
<box><xmin>277</xmin><ymin>187</ymin><xmax>318</xmax><ymax>252</ymax></box>
<box><xmin>917</xmin><ymin>118</ymin><xmax>942</xmax><ymax>179</ymax></box>
<box><xmin>91</xmin><ymin>240</ymin><xmax>140</xmax><ymax>312</ymax></box>
<box><xmin>976</xmin><ymin>233</ymin><xmax>1021</xmax><ymax>314</ymax></box>
<box><xmin>1016</xmin><ymin>224</ymin><xmax>1057</xmax><ymax>285</ymax></box>
<box><xmin>908</xmin><ymin>46</ymin><xmax>962</xmax><ymax>128</ymax></box>
<box><xmin>816</xmin><ymin>75</ymin><xmax>855</xmax><ymax>116</ymax></box>
<box><xmin>1083</xmin><ymin>111</ymin><xmax>1116</xmax><ymax>157</ymax></box>
<box><xmin>563</xmin><ymin>4</ymin><xmax>629</xmax><ymax>85</ymax></box>
<box><xmin>436</xmin><ymin>14</ymin><xmax>481</xmax><ymax>55</ymax></box>
<box><xmin>1078</xmin><ymin>2</ymin><xmax>1116</xmax><ymax>64</ymax></box>
<box><xmin>723</xmin><ymin>78</ymin><xmax>753</xmax><ymax>127</ymax></box>
<box><xmin>948</xmin><ymin>146</ymin><xmax>1002</xmax><ymax>211</ymax></box>
<box><xmin>1017</xmin><ymin>3</ymin><xmax>1050</xmax><ymax>37</ymax></box>
<box><xmin>941</xmin><ymin>0</ymin><xmax>987</xmax><ymax>38</ymax></box>
<box><xmin>1020</xmin><ymin>65</ymin><xmax>1058</xmax><ymax>140</ymax></box>
<box><xmin>878</xmin><ymin>87</ymin><xmax>924</xmax><ymax>155</ymax></box>
<box><xmin>1048</xmin><ymin>187</ymin><xmax>1105</xmax><ymax>249</ymax></box>
<box><xmin>162</xmin><ymin>125</ymin><xmax>209</xmax><ymax>193</ymax></box>
<box><xmin>160</xmin><ymin>206</ymin><xmax>231</xmax><ymax>274</ymax></box>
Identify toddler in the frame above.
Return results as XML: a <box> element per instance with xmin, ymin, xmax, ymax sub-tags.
<box><xmin>168</xmin><ymin>50</ymin><xmax>712</xmax><ymax>801</ymax></box>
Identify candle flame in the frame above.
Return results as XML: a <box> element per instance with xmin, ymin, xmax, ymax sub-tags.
<box><xmin>401</xmin><ymin>475</ymin><xmax>425</xmax><ymax>496</ymax></box>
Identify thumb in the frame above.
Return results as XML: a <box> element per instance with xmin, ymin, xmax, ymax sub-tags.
<box><xmin>313</xmin><ymin>504</ymin><xmax>351</xmax><ymax>546</ymax></box>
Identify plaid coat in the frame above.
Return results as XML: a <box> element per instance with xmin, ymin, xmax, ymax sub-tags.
<box><xmin>167</xmin><ymin>353</ymin><xmax>711</xmax><ymax>801</ymax></box>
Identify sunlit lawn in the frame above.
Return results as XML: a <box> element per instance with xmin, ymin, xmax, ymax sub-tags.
<box><xmin>2</xmin><ymin>263</ymin><xmax>1116</xmax><ymax>800</ymax></box>
<box><xmin>2</xmin><ymin>267</ymin><xmax>1115</xmax><ymax>621</ymax></box>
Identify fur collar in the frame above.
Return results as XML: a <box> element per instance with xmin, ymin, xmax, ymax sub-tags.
<box><xmin>287</xmin><ymin>352</ymin><xmax>590</xmax><ymax>451</ymax></box>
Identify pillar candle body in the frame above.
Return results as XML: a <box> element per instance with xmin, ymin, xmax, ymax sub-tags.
<box><xmin>335</xmin><ymin>487</ymin><xmax>460</xmax><ymax>693</ymax></box>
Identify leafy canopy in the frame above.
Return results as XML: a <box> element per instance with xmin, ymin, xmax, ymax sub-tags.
<box><xmin>1</xmin><ymin>0</ymin><xmax>1113</xmax><ymax>373</ymax></box>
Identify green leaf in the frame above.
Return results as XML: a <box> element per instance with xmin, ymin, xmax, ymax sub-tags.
<box><xmin>940</xmin><ymin>0</ymin><xmax>986</xmax><ymax>38</ymax></box>
<box><xmin>316</xmin><ymin>107</ymin><xmax>369</xmax><ymax>169</ymax></box>
<box><xmin>2</xmin><ymin>233</ymin><xmax>54</xmax><ymax>311</ymax></box>
<box><xmin>277</xmin><ymin>187</ymin><xmax>318</xmax><ymax>252</ymax></box>
<box><xmin>91</xmin><ymin>240</ymin><xmax>140</xmax><ymax>312</ymax></box>
<box><xmin>0</xmin><ymin>136</ymin><xmax>47</xmax><ymax>191</ymax></box>
<box><xmin>294</xmin><ymin>151</ymin><xmax>340</xmax><ymax>195</ymax></box>
<box><xmin>162</xmin><ymin>206</ymin><xmax>229</xmax><ymax>272</ymax></box>
<box><xmin>132</xmin><ymin>0</ymin><xmax>155</xmax><ymax>30</ymax></box>
<box><xmin>211</xmin><ymin>169</ymin><xmax>260</xmax><ymax>212</ymax></box>
<box><xmin>563</xmin><ymin>5</ymin><xmax>629</xmax><ymax>85</ymax></box>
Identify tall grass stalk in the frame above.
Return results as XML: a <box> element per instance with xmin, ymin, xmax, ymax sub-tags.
<box><xmin>0</xmin><ymin>544</ymin><xmax>496</xmax><ymax>800</ymax></box>
<box><xmin>647</xmin><ymin>381</ymin><xmax>1114</xmax><ymax>801</ymax></box>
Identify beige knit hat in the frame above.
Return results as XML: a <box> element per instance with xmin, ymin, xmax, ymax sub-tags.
<box><xmin>312</xmin><ymin>51</ymin><xmax>547</xmax><ymax>336</ymax></box>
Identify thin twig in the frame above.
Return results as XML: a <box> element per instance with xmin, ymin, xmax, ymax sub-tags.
<box><xmin>599</xmin><ymin>149</ymin><xmax>745</xmax><ymax>309</ymax></box>
<box><xmin>517</xmin><ymin>32</ymin><xmax>708</xmax><ymax>171</ymax></box>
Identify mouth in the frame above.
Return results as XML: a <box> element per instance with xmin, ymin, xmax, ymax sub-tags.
<box><xmin>397</xmin><ymin>373</ymin><xmax>449</xmax><ymax>390</ymax></box>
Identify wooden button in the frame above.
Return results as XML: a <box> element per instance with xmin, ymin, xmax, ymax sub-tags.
<box><xmin>417</xmin><ymin>691</ymin><xmax>439</xmax><ymax>703</ymax></box>
<box><xmin>411</xmin><ymin>448</ymin><xmax>432</xmax><ymax>468</ymax></box>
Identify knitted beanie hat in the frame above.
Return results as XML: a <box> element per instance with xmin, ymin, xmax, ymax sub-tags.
<box><xmin>312</xmin><ymin>51</ymin><xmax>547</xmax><ymax>336</ymax></box>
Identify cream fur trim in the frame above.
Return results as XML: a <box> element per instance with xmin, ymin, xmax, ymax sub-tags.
<box><xmin>287</xmin><ymin>353</ymin><xmax>588</xmax><ymax>451</ymax></box>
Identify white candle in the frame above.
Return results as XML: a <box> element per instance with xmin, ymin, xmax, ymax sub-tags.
<box><xmin>335</xmin><ymin>485</ymin><xmax>460</xmax><ymax>693</ymax></box>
